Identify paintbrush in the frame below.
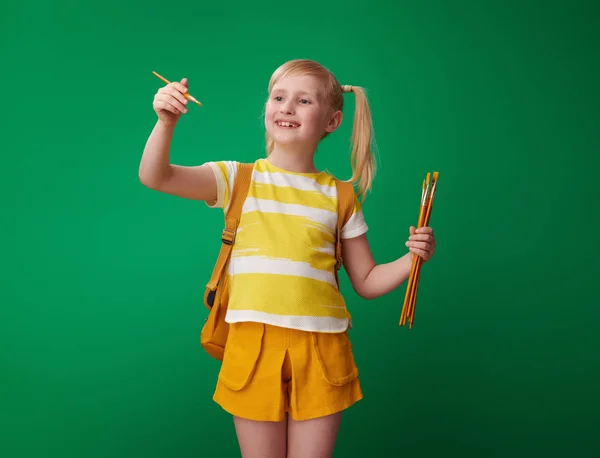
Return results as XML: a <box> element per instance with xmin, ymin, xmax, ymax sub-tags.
<box><xmin>400</xmin><ymin>171</ymin><xmax>439</xmax><ymax>327</ymax></box>
<box><xmin>152</xmin><ymin>71</ymin><xmax>202</xmax><ymax>106</ymax></box>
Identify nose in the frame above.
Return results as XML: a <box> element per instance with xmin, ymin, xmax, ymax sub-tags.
<box><xmin>280</xmin><ymin>100</ymin><xmax>295</xmax><ymax>115</ymax></box>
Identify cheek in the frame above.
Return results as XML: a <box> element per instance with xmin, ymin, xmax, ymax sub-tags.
<box><xmin>264</xmin><ymin>104</ymin><xmax>277</xmax><ymax>122</ymax></box>
<box><xmin>264</xmin><ymin>106</ymin><xmax>277</xmax><ymax>132</ymax></box>
<box><xmin>264</xmin><ymin>106</ymin><xmax>272</xmax><ymax>125</ymax></box>
<box><xmin>303</xmin><ymin>109</ymin><xmax>328</xmax><ymax>130</ymax></box>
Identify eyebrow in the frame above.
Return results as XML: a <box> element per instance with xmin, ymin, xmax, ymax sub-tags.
<box><xmin>271</xmin><ymin>88</ymin><xmax>317</xmax><ymax>98</ymax></box>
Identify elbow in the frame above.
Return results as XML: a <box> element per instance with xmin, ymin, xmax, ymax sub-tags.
<box><xmin>138</xmin><ymin>166</ymin><xmax>165</xmax><ymax>191</ymax></box>
<box><xmin>359</xmin><ymin>291</ymin><xmax>377</xmax><ymax>300</ymax></box>
<box><xmin>138</xmin><ymin>171</ymin><xmax>154</xmax><ymax>189</ymax></box>
<box><xmin>354</xmin><ymin>284</ymin><xmax>377</xmax><ymax>300</ymax></box>
<box><xmin>139</xmin><ymin>173</ymin><xmax>156</xmax><ymax>190</ymax></box>
<box><xmin>138</xmin><ymin>169</ymin><xmax>149</xmax><ymax>187</ymax></box>
<box><xmin>138</xmin><ymin>164</ymin><xmax>150</xmax><ymax>187</ymax></box>
<box><xmin>352</xmin><ymin>269</ymin><xmax>378</xmax><ymax>300</ymax></box>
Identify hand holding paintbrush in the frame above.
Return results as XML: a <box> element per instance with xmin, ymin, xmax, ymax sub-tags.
<box><xmin>151</xmin><ymin>71</ymin><xmax>202</xmax><ymax>127</ymax></box>
<box><xmin>400</xmin><ymin>172</ymin><xmax>439</xmax><ymax>328</ymax></box>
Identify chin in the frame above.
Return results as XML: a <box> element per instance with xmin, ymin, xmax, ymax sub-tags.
<box><xmin>266</xmin><ymin>126</ymin><xmax>297</xmax><ymax>144</ymax></box>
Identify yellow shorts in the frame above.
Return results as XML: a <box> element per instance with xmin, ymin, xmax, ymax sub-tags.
<box><xmin>213</xmin><ymin>321</ymin><xmax>363</xmax><ymax>422</ymax></box>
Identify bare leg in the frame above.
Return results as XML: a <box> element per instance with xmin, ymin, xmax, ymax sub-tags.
<box><xmin>233</xmin><ymin>415</ymin><xmax>288</xmax><ymax>458</ymax></box>
<box><xmin>286</xmin><ymin>412</ymin><xmax>343</xmax><ymax>458</ymax></box>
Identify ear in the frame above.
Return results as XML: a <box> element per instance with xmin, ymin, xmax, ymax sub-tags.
<box><xmin>324</xmin><ymin>110</ymin><xmax>343</xmax><ymax>133</ymax></box>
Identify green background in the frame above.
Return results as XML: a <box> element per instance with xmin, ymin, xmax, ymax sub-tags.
<box><xmin>2</xmin><ymin>0</ymin><xmax>598</xmax><ymax>457</ymax></box>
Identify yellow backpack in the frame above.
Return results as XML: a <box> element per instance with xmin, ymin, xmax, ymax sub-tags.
<box><xmin>200</xmin><ymin>162</ymin><xmax>356</xmax><ymax>361</ymax></box>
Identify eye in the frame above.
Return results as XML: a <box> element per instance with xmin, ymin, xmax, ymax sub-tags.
<box><xmin>272</xmin><ymin>96</ymin><xmax>283</xmax><ymax>102</ymax></box>
<box><xmin>299</xmin><ymin>98</ymin><xmax>311</xmax><ymax>104</ymax></box>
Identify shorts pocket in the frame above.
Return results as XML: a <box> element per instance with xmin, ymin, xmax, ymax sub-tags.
<box><xmin>218</xmin><ymin>322</ymin><xmax>264</xmax><ymax>391</ymax></box>
<box><xmin>312</xmin><ymin>331</ymin><xmax>359</xmax><ymax>386</ymax></box>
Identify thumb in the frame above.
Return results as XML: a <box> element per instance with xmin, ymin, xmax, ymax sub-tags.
<box><xmin>180</xmin><ymin>77</ymin><xmax>188</xmax><ymax>88</ymax></box>
<box><xmin>409</xmin><ymin>226</ymin><xmax>416</xmax><ymax>235</ymax></box>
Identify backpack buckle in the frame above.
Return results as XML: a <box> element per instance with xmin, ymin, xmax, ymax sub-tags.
<box><xmin>222</xmin><ymin>228</ymin><xmax>236</xmax><ymax>245</ymax></box>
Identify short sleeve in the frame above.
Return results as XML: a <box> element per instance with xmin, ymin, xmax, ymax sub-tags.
<box><xmin>341</xmin><ymin>192</ymin><xmax>368</xmax><ymax>239</ymax></box>
<box><xmin>203</xmin><ymin>161</ymin><xmax>239</xmax><ymax>212</ymax></box>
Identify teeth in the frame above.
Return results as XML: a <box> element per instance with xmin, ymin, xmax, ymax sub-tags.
<box><xmin>278</xmin><ymin>121</ymin><xmax>298</xmax><ymax>127</ymax></box>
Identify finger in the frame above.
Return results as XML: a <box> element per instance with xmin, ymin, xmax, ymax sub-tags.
<box><xmin>406</xmin><ymin>242</ymin><xmax>433</xmax><ymax>254</ymax></box>
<box><xmin>164</xmin><ymin>86</ymin><xmax>189</xmax><ymax>106</ymax></box>
<box><xmin>409</xmin><ymin>226</ymin><xmax>416</xmax><ymax>235</ymax></box>
<box><xmin>156</xmin><ymin>94</ymin><xmax>187</xmax><ymax>113</ymax></box>
<box><xmin>155</xmin><ymin>95</ymin><xmax>186</xmax><ymax>114</ymax></box>
<box><xmin>180</xmin><ymin>77</ymin><xmax>188</xmax><ymax>87</ymax></box>
<box><xmin>159</xmin><ymin>83</ymin><xmax>188</xmax><ymax>103</ymax></box>
<box><xmin>155</xmin><ymin>99</ymin><xmax>185</xmax><ymax>115</ymax></box>
<box><xmin>168</xmin><ymin>89</ymin><xmax>187</xmax><ymax>105</ymax></box>
<box><xmin>406</xmin><ymin>240</ymin><xmax>431</xmax><ymax>251</ymax></box>
<box><xmin>409</xmin><ymin>247</ymin><xmax>429</xmax><ymax>260</ymax></box>
<box><xmin>157</xmin><ymin>100</ymin><xmax>180</xmax><ymax>115</ymax></box>
<box><xmin>416</xmin><ymin>227</ymin><xmax>433</xmax><ymax>234</ymax></box>
<box><xmin>172</xmin><ymin>81</ymin><xmax>189</xmax><ymax>95</ymax></box>
<box><xmin>408</xmin><ymin>234</ymin><xmax>433</xmax><ymax>242</ymax></box>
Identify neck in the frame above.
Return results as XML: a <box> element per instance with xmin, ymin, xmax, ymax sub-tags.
<box><xmin>268</xmin><ymin>142</ymin><xmax>319</xmax><ymax>173</ymax></box>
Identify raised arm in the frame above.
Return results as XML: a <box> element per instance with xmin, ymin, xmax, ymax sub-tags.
<box><xmin>138</xmin><ymin>77</ymin><xmax>217</xmax><ymax>203</ymax></box>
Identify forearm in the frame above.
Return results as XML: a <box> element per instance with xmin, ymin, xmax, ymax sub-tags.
<box><xmin>359</xmin><ymin>252</ymin><xmax>414</xmax><ymax>299</ymax></box>
<box><xmin>139</xmin><ymin>120</ymin><xmax>176</xmax><ymax>187</ymax></box>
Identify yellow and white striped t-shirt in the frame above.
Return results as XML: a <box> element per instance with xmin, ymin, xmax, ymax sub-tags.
<box><xmin>204</xmin><ymin>158</ymin><xmax>368</xmax><ymax>333</ymax></box>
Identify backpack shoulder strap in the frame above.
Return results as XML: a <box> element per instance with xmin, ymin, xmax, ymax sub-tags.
<box><xmin>334</xmin><ymin>179</ymin><xmax>356</xmax><ymax>284</ymax></box>
<box><xmin>222</xmin><ymin>162</ymin><xmax>254</xmax><ymax>242</ymax></box>
<box><xmin>204</xmin><ymin>162</ymin><xmax>254</xmax><ymax>307</ymax></box>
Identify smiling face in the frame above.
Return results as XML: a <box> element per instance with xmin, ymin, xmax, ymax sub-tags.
<box><xmin>264</xmin><ymin>74</ymin><xmax>342</xmax><ymax>150</ymax></box>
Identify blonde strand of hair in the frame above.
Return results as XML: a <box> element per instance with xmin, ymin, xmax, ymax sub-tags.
<box><xmin>348</xmin><ymin>86</ymin><xmax>376</xmax><ymax>201</ymax></box>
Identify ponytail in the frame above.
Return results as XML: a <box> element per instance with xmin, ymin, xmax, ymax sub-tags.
<box><xmin>344</xmin><ymin>85</ymin><xmax>376</xmax><ymax>201</ymax></box>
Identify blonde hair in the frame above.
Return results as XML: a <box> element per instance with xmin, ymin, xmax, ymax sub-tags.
<box><xmin>265</xmin><ymin>59</ymin><xmax>377</xmax><ymax>200</ymax></box>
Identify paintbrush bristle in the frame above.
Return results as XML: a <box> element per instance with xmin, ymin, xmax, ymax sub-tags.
<box><xmin>188</xmin><ymin>95</ymin><xmax>202</xmax><ymax>106</ymax></box>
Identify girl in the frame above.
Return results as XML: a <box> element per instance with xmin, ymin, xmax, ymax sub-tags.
<box><xmin>139</xmin><ymin>59</ymin><xmax>436</xmax><ymax>458</ymax></box>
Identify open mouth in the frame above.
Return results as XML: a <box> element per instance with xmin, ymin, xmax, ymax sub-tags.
<box><xmin>276</xmin><ymin>121</ymin><xmax>300</xmax><ymax>128</ymax></box>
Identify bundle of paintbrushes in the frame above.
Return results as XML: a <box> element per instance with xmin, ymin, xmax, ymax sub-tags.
<box><xmin>399</xmin><ymin>171</ymin><xmax>439</xmax><ymax>328</ymax></box>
